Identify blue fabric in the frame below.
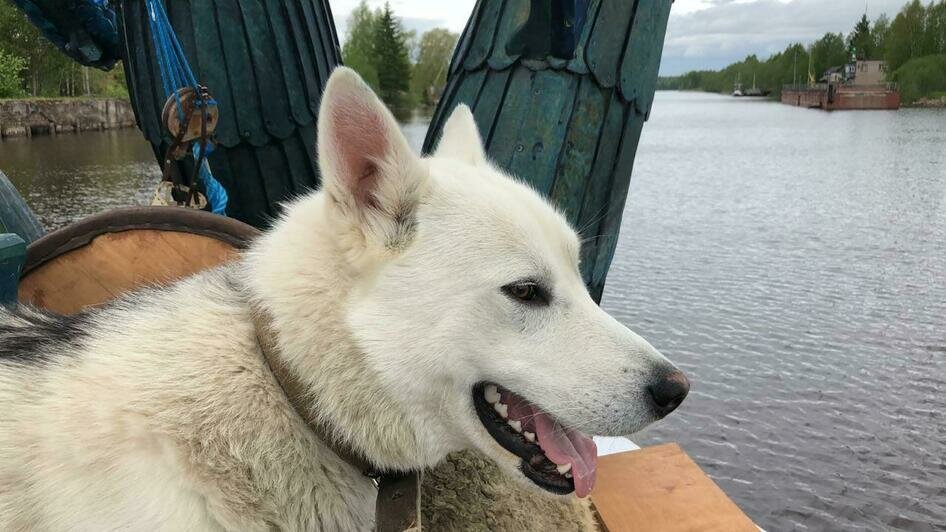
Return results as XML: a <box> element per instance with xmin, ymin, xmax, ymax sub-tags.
<box><xmin>10</xmin><ymin>0</ymin><xmax>119</xmax><ymax>69</ymax></box>
<box><xmin>146</xmin><ymin>0</ymin><xmax>227</xmax><ymax>215</ymax></box>
<box><xmin>192</xmin><ymin>144</ymin><xmax>228</xmax><ymax>215</ymax></box>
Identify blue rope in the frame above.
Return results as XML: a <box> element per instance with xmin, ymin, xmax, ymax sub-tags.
<box><xmin>145</xmin><ymin>0</ymin><xmax>227</xmax><ymax>214</ymax></box>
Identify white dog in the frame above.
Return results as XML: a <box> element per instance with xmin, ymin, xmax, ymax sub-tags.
<box><xmin>0</xmin><ymin>67</ymin><xmax>688</xmax><ymax>531</ymax></box>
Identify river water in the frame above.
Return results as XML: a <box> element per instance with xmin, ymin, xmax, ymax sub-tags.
<box><xmin>1</xmin><ymin>92</ymin><xmax>944</xmax><ymax>531</ymax></box>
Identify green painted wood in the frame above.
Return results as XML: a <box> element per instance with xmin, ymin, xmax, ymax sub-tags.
<box><xmin>565</xmin><ymin>0</ymin><xmax>601</xmax><ymax>75</ymax></box>
<box><xmin>424</xmin><ymin>0</ymin><xmax>672</xmax><ymax>302</ymax></box>
<box><xmin>620</xmin><ymin>0</ymin><xmax>673</xmax><ymax>118</ymax></box>
<box><xmin>505</xmin><ymin>70</ymin><xmax>579</xmax><ymax>196</ymax></box>
<box><xmin>0</xmin><ymin>171</ymin><xmax>44</xmax><ymax>244</ymax></box>
<box><xmin>484</xmin><ymin>68</ymin><xmax>535</xmax><ymax>167</ymax></box>
<box><xmin>118</xmin><ymin>0</ymin><xmax>341</xmax><ymax>228</ymax></box>
<box><xmin>0</xmin><ymin>233</ymin><xmax>26</xmax><ymax>306</ymax></box>
<box><xmin>576</xmin><ymin>91</ymin><xmax>625</xmax><ymax>294</ymax></box>
<box><xmin>585</xmin><ymin>0</ymin><xmax>636</xmax><ymax>89</ymax></box>
<box><xmin>487</xmin><ymin>0</ymin><xmax>530</xmax><ymax>70</ymax></box>
<box><xmin>264</xmin><ymin>0</ymin><xmax>315</xmax><ymax>126</ymax></box>
<box><xmin>589</xmin><ymin>115</ymin><xmax>644</xmax><ymax>301</ymax></box>
<box><xmin>471</xmin><ymin>69</ymin><xmax>514</xmax><ymax>147</ymax></box>
<box><xmin>462</xmin><ymin>0</ymin><xmax>506</xmax><ymax>72</ymax></box>
<box><xmin>429</xmin><ymin>68</ymin><xmax>489</xmax><ymax>153</ymax></box>
<box><xmin>549</xmin><ymin>76</ymin><xmax>608</xmax><ymax>223</ymax></box>
<box><xmin>214</xmin><ymin>0</ymin><xmax>269</xmax><ymax>147</ymax></box>
<box><xmin>238</xmin><ymin>0</ymin><xmax>295</xmax><ymax>140</ymax></box>
<box><xmin>450</xmin><ymin>0</ymin><xmax>484</xmax><ymax>76</ymax></box>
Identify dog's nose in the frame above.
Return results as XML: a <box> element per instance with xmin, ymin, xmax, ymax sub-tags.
<box><xmin>648</xmin><ymin>370</ymin><xmax>689</xmax><ymax>418</ymax></box>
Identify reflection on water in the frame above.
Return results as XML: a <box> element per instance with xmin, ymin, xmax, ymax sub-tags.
<box><xmin>0</xmin><ymin>129</ymin><xmax>160</xmax><ymax>230</ymax></box>
<box><xmin>1</xmin><ymin>95</ymin><xmax>944</xmax><ymax>531</ymax></box>
<box><xmin>605</xmin><ymin>92</ymin><xmax>946</xmax><ymax>531</ymax></box>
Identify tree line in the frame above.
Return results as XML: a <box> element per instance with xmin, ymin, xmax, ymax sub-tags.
<box><xmin>0</xmin><ymin>2</ymin><xmax>127</xmax><ymax>99</ymax></box>
<box><xmin>1</xmin><ymin>0</ymin><xmax>457</xmax><ymax>114</ymax></box>
<box><xmin>342</xmin><ymin>1</ymin><xmax>458</xmax><ymax>119</ymax></box>
<box><xmin>658</xmin><ymin>0</ymin><xmax>946</xmax><ymax>103</ymax></box>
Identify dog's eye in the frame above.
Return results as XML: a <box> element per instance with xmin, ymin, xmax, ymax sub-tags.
<box><xmin>502</xmin><ymin>282</ymin><xmax>549</xmax><ymax>305</ymax></box>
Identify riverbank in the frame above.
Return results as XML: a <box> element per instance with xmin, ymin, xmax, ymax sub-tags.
<box><xmin>909</xmin><ymin>95</ymin><xmax>946</xmax><ymax>108</ymax></box>
<box><xmin>0</xmin><ymin>98</ymin><xmax>136</xmax><ymax>139</ymax></box>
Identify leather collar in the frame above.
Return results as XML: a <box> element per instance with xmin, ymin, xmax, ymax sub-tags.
<box><xmin>250</xmin><ymin>305</ymin><xmax>422</xmax><ymax>531</ymax></box>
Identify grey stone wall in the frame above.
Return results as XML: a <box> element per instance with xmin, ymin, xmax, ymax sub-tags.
<box><xmin>0</xmin><ymin>98</ymin><xmax>137</xmax><ymax>138</ymax></box>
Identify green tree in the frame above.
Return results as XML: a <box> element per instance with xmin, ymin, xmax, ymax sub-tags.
<box><xmin>371</xmin><ymin>3</ymin><xmax>412</xmax><ymax>116</ymax></box>
<box><xmin>0</xmin><ymin>49</ymin><xmax>26</xmax><ymax>98</ymax></box>
<box><xmin>873</xmin><ymin>14</ymin><xmax>891</xmax><ymax>54</ymax></box>
<box><xmin>410</xmin><ymin>28</ymin><xmax>457</xmax><ymax>107</ymax></box>
<box><xmin>848</xmin><ymin>14</ymin><xmax>875</xmax><ymax>59</ymax></box>
<box><xmin>885</xmin><ymin>0</ymin><xmax>927</xmax><ymax>71</ymax></box>
<box><xmin>891</xmin><ymin>53</ymin><xmax>946</xmax><ymax>102</ymax></box>
<box><xmin>810</xmin><ymin>32</ymin><xmax>849</xmax><ymax>78</ymax></box>
<box><xmin>342</xmin><ymin>1</ymin><xmax>380</xmax><ymax>90</ymax></box>
<box><xmin>926</xmin><ymin>1</ymin><xmax>946</xmax><ymax>55</ymax></box>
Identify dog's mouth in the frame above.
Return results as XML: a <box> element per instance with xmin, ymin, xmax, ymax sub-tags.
<box><xmin>472</xmin><ymin>382</ymin><xmax>597</xmax><ymax>498</ymax></box>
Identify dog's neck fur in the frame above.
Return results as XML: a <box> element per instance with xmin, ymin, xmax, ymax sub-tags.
<box><xmin>241</xmin><ymin>194</ymin><xmax>459</xmax><ymax>474</ymax></box>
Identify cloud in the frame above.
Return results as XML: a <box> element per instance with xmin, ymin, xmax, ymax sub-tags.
<box><xmin>661</xmin><ymin>0</ymin><xmax>915</xmax><ymax>74</ymax></box>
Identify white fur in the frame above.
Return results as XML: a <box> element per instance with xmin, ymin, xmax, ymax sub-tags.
<box><xmin>0</xmin><ymin>67</ymin><xmax>679</xmax><ymax>530</ymax></box>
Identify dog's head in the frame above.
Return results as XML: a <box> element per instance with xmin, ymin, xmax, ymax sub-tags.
<box><xmin>264</xmin><ymin>68</ymin><xmax>688</xmax><ymax>498</ymax></box>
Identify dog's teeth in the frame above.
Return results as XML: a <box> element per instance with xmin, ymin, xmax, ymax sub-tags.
<box><xmin>523</xmin><ymin>431</ymin><xmax>535</xmax><ymax>442</ymax></box>
<box><xmin>508</xmin><ymin>420</ymin><xmax>522</xmax><ymax>432</ymax></box>
<box><xmin>494</xmin><ymin>402</ymin><xmax>508</xmax><ymax>418</ymax></box>
<box><xmin>484</xmin><ymin>385</ymin><xmax>501</xmax><ymax>404</ymax></box>
<box><xmin>556</xmin><ymin>463</ymin><xmax>572</xmax><ymax>475</ymax></box>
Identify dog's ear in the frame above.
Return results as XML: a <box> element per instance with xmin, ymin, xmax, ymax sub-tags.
<box><xmin>435</xmin><ymin>105</ymin><xmax>487</xmax><ymax>166</ymax></box>
<box><xmin>317</xmin><ymin>67</ymin><xmax>425</xmax><ymax>250</ymax></box>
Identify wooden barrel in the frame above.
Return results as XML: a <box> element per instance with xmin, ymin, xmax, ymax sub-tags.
<box><xmin>18</xmin><ymin>206</ymin><xmax>258</xmax><ymax>314</ymax></box>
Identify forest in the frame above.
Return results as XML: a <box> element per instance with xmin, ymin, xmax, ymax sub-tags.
<box><xmin>658</xmin><ymin>0</ymin><xmax>946</xmax><ymax>104</ymax></box>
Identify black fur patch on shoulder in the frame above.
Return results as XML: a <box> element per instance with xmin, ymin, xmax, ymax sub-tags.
<box><xmin>0</xmin><ymin>305</ymin><xmax>91</xmax><ymax>365</ymax></box>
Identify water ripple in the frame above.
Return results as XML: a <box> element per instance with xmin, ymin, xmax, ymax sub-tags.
<box><xmin>603</xmin><ymin>92</ymin><xmax>946</xmax><ymax>531</ymax></box>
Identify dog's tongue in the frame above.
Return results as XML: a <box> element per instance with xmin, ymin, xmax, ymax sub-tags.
<box><xmin>533</xmin><ymin>411</ymin><xmax>598</xmax><ymax>498</ymax></box>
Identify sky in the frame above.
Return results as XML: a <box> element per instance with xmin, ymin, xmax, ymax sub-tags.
<box><xmin>328</xmin><ymin>0</ymin><xmax>918</xmax><ymax>76</ymax></box>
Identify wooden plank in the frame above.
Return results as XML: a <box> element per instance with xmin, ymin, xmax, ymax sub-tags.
<box><xmin>18</xmin><ymin>229</ymin><xmax>239</xmax><ymax>315</ymax></box>
<box><xmin>584</xmin><ymin>0</ymin><xmax>636</xmax><ymax>88</ymax></box>
<box><xmin>619</xmin><ymin>0</ymin><xmax>673</xmax><ymax>118</ymax></box>
<box><xmin>462</xmin><ymin>0</ymin><xmax>507</xmax><ymax>71</ymax></box>
<box><xmin>549</xmin><ymin>76</ymin><xmax>608</xmax><ymax>224</ymax></box>
<box><xmin>591</xmin><ymin>444</ymin><xmax>757</xmax><ymax>532</ymax></box>
<box><xmin>486</xmin><ymin>0</ymin><xmax>530</xmax><ymax>70</ymax></box>
<box><xmin>506</xmin><ymin>69</ymin><xmax>579</xmax><ymax>196</ymax></box>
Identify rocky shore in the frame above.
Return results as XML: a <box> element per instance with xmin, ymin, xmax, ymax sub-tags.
<box><xmin>0</xmin><ymin>98</ymin><xmax>136</xmax><ymax>139</ymax></box>
<box><xmin>908</xmin><ymin>96</ymin><xmax>946</xmax><ymax>108</ymax></box>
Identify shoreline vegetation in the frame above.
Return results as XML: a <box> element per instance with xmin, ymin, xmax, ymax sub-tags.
<box><xmin>0</xmin><ymin>1</ymin><xmax>456</xmax><ymax>122</ymax></box>
<box><xmin>658</xmin><ymin>0</ymin><xmax>946</xmax><ymax>107</ymax></box>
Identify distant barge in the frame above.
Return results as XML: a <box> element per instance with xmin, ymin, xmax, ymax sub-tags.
<box><xmin>781</xmin><ymin>83</ymin><xmax>901</xmax><ymax>110</ymax></box>
<box><xmin>781</xmin><ymin>59</ymin><xmax>900</xmax><ymax>111</ymax></box>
